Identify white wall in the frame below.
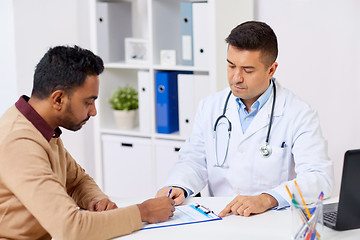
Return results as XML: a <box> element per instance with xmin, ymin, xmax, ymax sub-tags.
<box><xmin>0</xmin><ymin>0</ymin><xmax>95</xmax><ymax>177</ymax></box>
<box><xmin>255</xmin><ymin>0</ymin><xmax>360</xmax><ymax>196</ymax></box>
<box><xmin>2</xmin><ymin>0</ymin><xmax>359</xmax><ymax>196</ymax></box>
<box><xmin>0</xmin><ymin>0</ymin><xmax>17</xmax><ymax>116</ymax></box>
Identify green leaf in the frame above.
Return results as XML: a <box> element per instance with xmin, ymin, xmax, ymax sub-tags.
<box><xmin>108</xmin><ymin>85</ymin><xmax>139</xmax><ymax>111</ymax></box>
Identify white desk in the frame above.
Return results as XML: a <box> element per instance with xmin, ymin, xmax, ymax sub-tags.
<box><xmin>113</xmin><ymin>197</ymin><xmax>360</xmax><ymax>240</ymax></box>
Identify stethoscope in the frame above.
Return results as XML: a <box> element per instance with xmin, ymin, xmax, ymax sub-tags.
<box><xmin>213</xmin><ymin>79</ymin><xmax>276</xmax><ymax>168</ymax></box>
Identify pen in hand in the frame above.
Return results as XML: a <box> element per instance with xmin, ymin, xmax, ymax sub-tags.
<box><xmin>168</xmin><ymin>188</ymin><xmax>173</xmax><ymax>198</ymax></box>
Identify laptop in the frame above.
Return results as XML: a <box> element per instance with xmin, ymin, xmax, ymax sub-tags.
<box><xmin>323</xmin><ymin>149</ymin><xmax>360</xmax><ymax>230</ymax></box>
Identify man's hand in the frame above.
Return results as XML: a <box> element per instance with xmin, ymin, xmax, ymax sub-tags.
<box><xmin>156</xmin><ymin>187</ymin><xmax>186</xmax><ymax>205</ymax></box>
<box><xmin>218</xmin><ymin>193</ymin><xmax>278</xmax><ymax>217</ymax></box>
<box><xmin>87</xmin><ymin>198</ymin><xmax>118</xmax><ymax>211</ymax></box>
<box><xmin>137</xmin><ymin>197</ymin><xmax>175</xmax><ymax>224</ymax></box>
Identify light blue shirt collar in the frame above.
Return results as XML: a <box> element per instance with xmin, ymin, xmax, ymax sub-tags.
<box><xmin>236</xmin><ymin>78</ymin><xmax>274</xmax><ymax>113</ymax></box>
<box><xmin>235</xmin><ymin>78</ymin><xmax>274</xmax><ymax>134</ymax></box>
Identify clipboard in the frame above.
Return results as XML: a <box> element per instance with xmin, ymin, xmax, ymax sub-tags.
<box><xmin>141</xmin><ymin>203</ymin><xmax>222</xmax><ymax>230</ymax></box>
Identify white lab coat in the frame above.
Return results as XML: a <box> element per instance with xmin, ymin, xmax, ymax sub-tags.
<box><xmin>165</xmin><ymin>81</ymin><xmax>334</xmax><ymax>204</ymax></box>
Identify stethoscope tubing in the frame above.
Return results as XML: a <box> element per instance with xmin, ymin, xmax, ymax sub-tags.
<box><xmin>213</xmin><ymin>79</ymin><xmax>276</xmax><ymax>168</ymax></box>
<box><xmin>265</xmin><ymin>80</ymin><xmax>276</xmax><ymax>145</ymax></box>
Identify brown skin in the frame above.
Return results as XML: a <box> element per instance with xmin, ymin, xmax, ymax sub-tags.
<box><xmin>28</xmin><ymin>75</ymin><xmax>176</xmax><ymax>222</ymax></box>
<box><xmin>156</xmin><ymin>46</ymin><xmax>280</xmax><ymax>217</ymax></box>
<box><xmin>137</xmin><ymin>197</ymin><xmax>175</xmax><ymax>223</ymax></box>
<box><xmin>28</xmin><ymin>75</ymin><xmax>99</xmax><ymax>131</ymax></box>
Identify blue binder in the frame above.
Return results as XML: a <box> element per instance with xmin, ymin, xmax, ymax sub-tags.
<box><xmin>155</xmin><ymin>72</ymin><xmax>180</xmax><ymax>134</ymax></box>
<box><xmin>180</xmin><ymin>2</ymin><xmax>193</xmax><ymax>66</ymax></box>
<box><xmin>155</xmin><ymin>71</ymin><xmax>192</xmax><ymax>134</ymax></box>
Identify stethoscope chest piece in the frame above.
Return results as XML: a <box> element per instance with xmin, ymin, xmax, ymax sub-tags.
<box><xmin>259</xmin><ymin>144</ymin><xmax>272</xmax><ymax>157</ymax></box>
<box><xmin>213</xmin><ymin>79</ymin><xmax>276</xmax><ymax>167</ymax></box>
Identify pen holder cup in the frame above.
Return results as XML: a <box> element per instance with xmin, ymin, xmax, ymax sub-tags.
<box><xmin>291</xmin><ymin>201</ymin><xmax>323</xmax><ymax>240</ymax></box>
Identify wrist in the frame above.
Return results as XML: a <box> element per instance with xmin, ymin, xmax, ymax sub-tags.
<box><xmin>261</xmin><ymin>193</ymin><xmax>278</xmax><ymax>209</ymax></box>
<box><xmin>171</xmin><ymin>186</ymin><xmax>188</xmax><ymax>198</ymax></box>
<box><xmin>137</xmin><ymin>203</ymin><xmax>148</xmax><ymax>222</ymax></box>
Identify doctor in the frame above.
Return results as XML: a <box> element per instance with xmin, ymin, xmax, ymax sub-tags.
<box><xmin>156</xmin><ymin>21</ymin><xmax>333</xmax><ymax>217</ymax></box>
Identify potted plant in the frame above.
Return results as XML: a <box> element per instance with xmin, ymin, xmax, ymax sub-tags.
<box><xmin>108</xmin><ymin>85</ymin><xmax>139</xmax><ymax>130</ymax></box>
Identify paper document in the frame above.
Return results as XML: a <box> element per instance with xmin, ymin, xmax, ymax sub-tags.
<box><xmin>142</xmin><ymin>203</ymin><xmax>221</xmax><ymax>230</ymax></box>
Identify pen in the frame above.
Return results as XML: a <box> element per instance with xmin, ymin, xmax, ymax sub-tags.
<box><xmin>309</xmin><ymin>192</ymin><xmax>324</xmax><ymax>240</ymax></box>
<box><xmin>286</xmin><ymin>185</ymin><xmax>321</xmax><ymax>240</ymax></box>
<box><xmin>285</xmin><ymin>184</ymin><xmax>293</xmax><ymax>200</ymax></box>
<box><xmin>286</xmin><ymin>185</ymin><xmax>308</xmax><ymax>231</ymax></box>
<box><xmin>293</xmin><ymin>202</ymin><xmax>319</xmax><ymax>240</ymax></box>
<box><xmin>310</xmin><ymin>192</ymin><xmax>324</xmax><ymax>215</ymax></box>
<box><xmin>292</xmin><ymin>197</ymin><xmax>310</xmax><ymax>226</ymax></box>
<box><xmin>167</xmin><ymin>188</ymin><xmax>173</xmax><ymax>198</ymax></box>
<box><xmin>294</xmin><ymin>180</ymin><xmax>311</xmax><ymax>219</ymax></box>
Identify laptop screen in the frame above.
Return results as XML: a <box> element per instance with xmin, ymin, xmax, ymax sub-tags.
<box><xmin>324</xmin><ymin>149</ymin><xmax>360</xmax><ymax>230</ymax></box>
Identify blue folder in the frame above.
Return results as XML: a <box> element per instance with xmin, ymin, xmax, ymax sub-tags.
<box><xmin>155</xmin><ymin>72</ymin><xmax>180</xmax><ymax>134</ymax></box>
<box><xmin>155</xmin><ymin>71</ymin><xmax>192</xmax><ymax>134</ymax></box>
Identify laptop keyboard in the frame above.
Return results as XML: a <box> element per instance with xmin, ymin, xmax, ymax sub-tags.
<box><xmin>324</xmin><ymin>211</ymin><xmax>337</xmax><ymax>224</ymax></box>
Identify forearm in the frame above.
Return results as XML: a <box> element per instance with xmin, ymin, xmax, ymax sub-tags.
<box><xmin>68</xmin><ymin>175</ymin><xmax>108</xmax><ymax>209</ymax></box>
<box><xmin>66</xmin><ymin>155</ymin><xmax>108</xmax><ymax>209</ymax></box>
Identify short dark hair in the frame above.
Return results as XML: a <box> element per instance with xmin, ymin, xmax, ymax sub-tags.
<box><xmin>225</xmin><ymin>21</ymin><xmax>278</xmax><ymax>68</ymax></box>
<box><xmin>32</xmin><ymin>45</ymin><xmax>104</xmax><ymax>99</ymax></box>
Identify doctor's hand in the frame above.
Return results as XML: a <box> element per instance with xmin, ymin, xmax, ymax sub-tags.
<box><xmin>155</xmin><ymin>187</ymin><xmax>186</xmax><ymax>205</ymax></box>
<box><xmin>87</xmin><ymin>198</ymin><xmax>118</xmax><ymax>211</ymax></box>
<box><xmin>137</xmin><ymin>197</ymin><xmax>175</xmax><ymax>224</ymax></box>
<box><xmin>218</xmin><ymin>193</ymin><xmax>278</xmax><ymax>217</ymax></box>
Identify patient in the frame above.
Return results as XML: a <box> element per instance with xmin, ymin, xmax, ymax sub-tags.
<box><xmin>0</xmin><ymin>45</ymin><xmax>175</xmax><ymax>240</ymax></box>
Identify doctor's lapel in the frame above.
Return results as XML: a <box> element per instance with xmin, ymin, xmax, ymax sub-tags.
<box><xmin>223</xmin><ymin>94</ymin><xmax>244</xmax><ymax>143</ymax></box>
<box><xmin>238</xmin><ymin>86</ymin><xmax>285</xmax><ymax>145</ymax></box>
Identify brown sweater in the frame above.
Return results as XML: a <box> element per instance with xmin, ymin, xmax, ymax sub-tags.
<box><xmin>0</xmin><ymin>97</ymin><xmax>142</xmax><ymax>240</ymax></box>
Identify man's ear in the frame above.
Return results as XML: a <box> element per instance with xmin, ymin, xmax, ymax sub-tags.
<box><xmin>50</xmin><ymin>90</ymin><xmax>66</xmax><ymax>111</ymax></box>
<box><xmin>267</xmin><ymin>62</ymin><xmax>278</xmax><ymax>78</ymax></box>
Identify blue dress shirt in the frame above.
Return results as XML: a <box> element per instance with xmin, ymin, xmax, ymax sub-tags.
<box><xmin>235</xmin><ymin>79</ymin><xmax>289</xmax><ymax>209</ymax></box>
<box><xmin>174</xmin><ymin>79</ymin><xmax>289</xmax><ymax>209</ymax></box>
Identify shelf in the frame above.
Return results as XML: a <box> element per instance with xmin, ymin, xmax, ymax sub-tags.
<box><xmin>104</xmin><ymin>62</ymin><xmax>209</xmax><ymax>73</ymax></box>
<box><xmin>104</xmin><ymin>62</ymin><xmax>150</xmax><ymax>70</ymax></box>
<box><xmin>155</xmin><ymin>132</ymin><xmax>186</xmax><ymax>141</ymax></box>
<box><xmin>91</xmin><ymin>0</ymin><xmax>255</xmax><ymax>194</ymax></box>
<box><xmin>152</xmin><ymin>64</ymin><xmax>209</xmax><ymax>73</ymax></box>
<box><xmin>99</xmin><ymin>129</ymin><xmax>187</xmax><ymax>141</ymax></box>
<box><xmin>100</xmin><ymin>127</ymin><xmax>152</xmax><ymax>138</ymax></box>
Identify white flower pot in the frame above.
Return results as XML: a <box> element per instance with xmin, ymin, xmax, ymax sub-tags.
<box><xmin>113</xmin><ymin>109</ymin><xmax>138</xmax><ymax>130</ymax></box>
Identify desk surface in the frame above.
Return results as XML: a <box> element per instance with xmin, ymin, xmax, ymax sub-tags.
<box><xmin>113</xmin><ymin>196</ymin><xmax>360</xmax><ymax>240</ymax></box>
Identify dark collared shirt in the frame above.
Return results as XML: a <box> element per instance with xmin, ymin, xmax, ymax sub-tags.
<box><xmin>15</xmin><ymin>95</ymin><xmax>61</xmax><ymax>142</ymax></box>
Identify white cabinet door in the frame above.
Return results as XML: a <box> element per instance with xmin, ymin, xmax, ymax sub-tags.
<box><xmin>102</xmin><ymin>134</ymin><xmax>154</xmax><ymax>198</ymax></box>
<box><xmin>155</xmin><ymin>139</ymin><xmax>184</xmax><ymax>189</ymax></box>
